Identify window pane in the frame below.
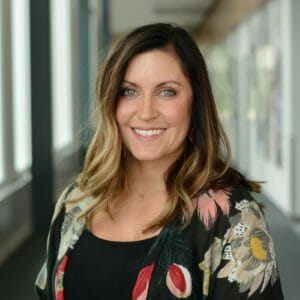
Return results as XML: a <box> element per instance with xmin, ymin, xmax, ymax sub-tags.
<box><xmin>51</xmin><ymin>0</ymin><xmax>73</xmax><ymax>150</ymax></box>
<box><xmin>0</xmin><ymin>14</ymin><xmax>4</xmax><ymax>182</ymax></box>
<box><xmin>11</xmin><ymin>0</ymin><xmax>32</xmax><ymax>173</ymax></box>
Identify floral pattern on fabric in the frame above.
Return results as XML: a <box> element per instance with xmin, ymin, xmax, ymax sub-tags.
<box><xmin>193</xmin><ymin>189</ymin><xmax>231</xmax><ymax>230</ymax></box>
<box><xmin>58</xmin><ymin>206</ymin><xmax>82</xmax><ymax>259</ymax></box>
<box><xmin>166</xmin><ymin>263</ymin><xmax>192</xmax><ymax>298</ymax></box>
<box><xmin>35</xmin><ymin>184</ymin><xmax>284</xmax><ymax>300</ymax></box>
<box><xmin>35</xmin><ymin>262</ymin><xmax>47</xmax><ymax>291</ymax></box>
<box><xmin>57</xmin><ymin>190</ymin><xmax>95</xmax><ymax>261</ymax></box>
<box><xmin>198</xmin><ymin>237</ymin><xmax>225</xmax><ymax>296</ymax></box>
<box><xmin>55</xmin><ymin>255</ymin><xmax>68</xmax><ymax>300</ymax></box>
<box><xmin>217</xmin><ymin>199</ymin><xmax>279</xmax><ymax>297</ymax></box>
<box><xmin>132</xmin><ymin>263</ymin><xmax>155</xmax><ymax>300</ymax></box>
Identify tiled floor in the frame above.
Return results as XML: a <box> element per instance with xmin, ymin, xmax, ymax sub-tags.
<box><xmin>0</xmin><ymin>194</ymin><xmax>299</xmax><ymax>300</ymax></box>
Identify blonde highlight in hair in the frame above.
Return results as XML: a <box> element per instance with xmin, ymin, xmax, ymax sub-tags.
<box><xmin>68</xmin><ymin>23</ymin><xmax>260</xmax><ymax>233</ymax></box>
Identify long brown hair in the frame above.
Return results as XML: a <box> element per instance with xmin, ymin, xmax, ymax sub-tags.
<box><xmin>71</xmin><ymin>23</ymin><xmax>260</xmax><ymax>232</ymax></box>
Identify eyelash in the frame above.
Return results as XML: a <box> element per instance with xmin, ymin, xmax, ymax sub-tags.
<box><xmin>120</xmin><ymin>88</ymin><xmax>137</xmax><ymax>97</ymax></box>
<box><xmin>120</xmin><ymin>88</ymin><xmax>176</xmax><ymax>97</ymax></box>
<box><xmin>159</xmin><ymin>89</ymin><xmax>176</xmax><ymax>97</ymax></box>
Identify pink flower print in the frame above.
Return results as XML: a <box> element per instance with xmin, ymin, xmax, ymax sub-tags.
<box><xmin>132</xmin><ymin>263</ymin><xmax>155</xmax><ymax>300</ymax></box>
<box><xmin>55</xmin><ymin>255</ymin><xmax>68</xmax><ymax>300</ymax></box>
<box><xmin>166</xmin><ymin>263</ymin><xmax>192</xmax><ymax>298</ymax></box>
<box><xmin>192</xmin><ymin>188</ymin><xmax>231</xmax><ymax>230</ymax></box>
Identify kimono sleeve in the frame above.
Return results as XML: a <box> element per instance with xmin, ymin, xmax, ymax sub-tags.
<box><xmin>34</xmin><ymin>183</ymin><xmax>76</xmax><ymax>299</ymax></box>
<box><xmin>197</xmin><ymin>187</ymin><xmax>285</xmax><ymax>299</ymax></box>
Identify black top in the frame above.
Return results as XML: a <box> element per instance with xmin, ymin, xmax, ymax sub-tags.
<box><xmin>64</xmin><ymin>229</ymin><xmax>157</xmax><ymax>300</ymax></box>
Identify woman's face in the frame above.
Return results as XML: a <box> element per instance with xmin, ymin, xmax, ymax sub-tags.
<box><xmin>116</xmin><ymin>49</ymin><xmax>193</xmax><ymax>165</ymax></box>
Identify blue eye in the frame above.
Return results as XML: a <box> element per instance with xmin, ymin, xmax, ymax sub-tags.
<box><xmin>121</xmin><ymin>88</ymin><xmax>137</xmax><ymax>97</ymax></box>
<box><xmin>160</xmin><ymin>89</ymin><xmax>176</xmax><ymax>97</ymax></box>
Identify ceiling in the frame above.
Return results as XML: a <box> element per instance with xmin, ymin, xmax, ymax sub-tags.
<box><xmin>109</xmin><ymin>0</ymin><xmax>266</xmax><ymax>45</ymax></box>
<box><xmin>110</xmin><ymin>0</ymin><xmax>216</xmax><ymax>35</ymax></box>
<box><xmin>196</xmin><ymin>0</ymin><xmax>266</xmax><ymax>44</ymax></box>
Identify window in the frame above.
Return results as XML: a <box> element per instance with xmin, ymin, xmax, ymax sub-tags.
<box><xmin>11</xmin><ymin>0</ymin><xmax>32</xmax><ymax>173</ymax></box>
<box><xmin>51</xmin><ymin>0</ymin><xmax>73</xmax><ymax>150</ymax></box>
<box><xmin>0</xmin><ymin>6</ymin><xmax>4</xmax><ymax>182</ymax></box>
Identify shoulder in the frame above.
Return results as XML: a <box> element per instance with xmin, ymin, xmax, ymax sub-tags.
<box><xmin>225</xmin><ymin>184</ymin><xmax>268</xmax><ymax>239</ymax></box>
<box><xmin>191</xmin><ymin>183</ymin><xmax>273</xmax><ymax>243</ymax></box>
<box><xmin>217</xmin><ymin>186</ymin><xmax>280</xmax><ymax>296</ymax></box>
<box><xmin>192</xmin><ymin>184</ymin><xmax>266</xmax><ymax>234</ymax></box>
<box><xmin>51</xmin><ymin>178</ymin><xmax>91</xmax><ymax>224</ymax></box>
<box><xmin>194</xmin><ymin>185</ymin><xmax>281</xmax><ymax>297</ymax></box>
<box><xmin>51</xmin><ymin>181</ymin><xmax>78</xmax><ymax>223</ymax></box>
<box><xmin>219</xmin><ymin>185</ymin><xmax>272</xmax><ymax>252</ymax></box>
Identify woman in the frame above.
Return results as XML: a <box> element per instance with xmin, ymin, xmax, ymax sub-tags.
<box><xmin>35</xmin><ymin>23</ymin><xmax>284</xmax><ymax>299</ymax></box>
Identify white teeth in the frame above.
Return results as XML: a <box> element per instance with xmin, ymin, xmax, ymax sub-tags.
<box><xmin>133</xmin><ymin>128</ymin><xmax>165</xmax><ymax>137</ymax></box>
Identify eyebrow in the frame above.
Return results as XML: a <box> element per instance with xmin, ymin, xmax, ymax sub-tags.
<box><xmin>122</xmin><ymin>79</ymin><xmax>182</xmax><ymax>87</ymax></box>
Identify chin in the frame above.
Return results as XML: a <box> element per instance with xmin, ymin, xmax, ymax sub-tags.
<box><xmin>131</xmin><ymin>154</ymin><xmax>162</xmax><ymax>162</ymax></box>
<box><xmin>129</xmin><ymin>150</ymin><xmax>164</xmax><ymax>162</ymax></box>
<box><xmin>129</xmin><ymin>150</ymin><xmax>181</xmax><ymax>165</ymax></box>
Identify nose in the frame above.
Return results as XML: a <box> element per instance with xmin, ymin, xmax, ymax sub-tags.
<box><xmin>137</xmin><ymin>94</ymin><xmax>158</xmax><ymax>121</ymax></box>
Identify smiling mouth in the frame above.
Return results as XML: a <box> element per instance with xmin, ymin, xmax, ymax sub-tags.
<box><xmin>132</xmin><ymin>128</ymin><xmax>166</xmax><ymax>137</ymax></box>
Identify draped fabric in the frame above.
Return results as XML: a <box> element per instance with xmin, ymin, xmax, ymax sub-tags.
<box><xmin>35</xmin><ymin>181</ymin><xmax>284</xmax><ymax>300</ymax></box>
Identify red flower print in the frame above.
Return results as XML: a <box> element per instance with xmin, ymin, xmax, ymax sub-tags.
<box><xmin>132</xmin><ymin>263</ymin><xmax>155</xmax><ymax>300</ymax></box>
<box><xmin>166</xmin><ymin>263</ymin><xmax>192</xmax><ymax>298</ymax></box>
<box><xmin>55</xmin><ymin>255</ymin><xmax>69</xmax><ymax>300</ymax></box>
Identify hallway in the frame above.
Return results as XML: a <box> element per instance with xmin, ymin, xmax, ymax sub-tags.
<box><xmin>1</xmin><ymin>0</ymin><xmax>300</xmax><ymax>299</ymax></box>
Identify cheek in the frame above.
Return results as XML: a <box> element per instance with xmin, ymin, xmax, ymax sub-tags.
<box><xmin>116</xmin><ymin>101</ymin><xmax>131</xmax><ymax>126</ymax></box>
<box><xmin>164</xmin><ymin>102</ymin><xmax>192</xmax><ymax>130</ymax></box>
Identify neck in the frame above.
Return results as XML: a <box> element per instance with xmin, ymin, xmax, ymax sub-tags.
<box><xmin>125</xmin><ymin>156</ymin><xmax>171</xmax><ymax>196</ymax></box>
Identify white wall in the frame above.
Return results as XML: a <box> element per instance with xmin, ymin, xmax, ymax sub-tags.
<box><xmin>288</xmin><ymin>0</ymin><xmax>300</xmax><ymax>217</ymax></box>
<box><xmin>206</xmin><ymin>0</ymin><xmax>296</xmax><ymax>217</ymax></box>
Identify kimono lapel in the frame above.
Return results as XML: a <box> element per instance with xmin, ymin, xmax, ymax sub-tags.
<box><xmin>56</xmin><ymin>196</ymin><xmax>91</xmax><ymax>261</ymax></box>
<box><xmin>53</xmin><ymin>188</ymin><xmax>95</xmax><ymax>299</ymax></box>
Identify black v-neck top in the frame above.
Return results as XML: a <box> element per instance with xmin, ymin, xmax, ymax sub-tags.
<box><xmin>64</xmin><ymin>229</ymin><xmax>158</xmax><ymax>300</ymax></box>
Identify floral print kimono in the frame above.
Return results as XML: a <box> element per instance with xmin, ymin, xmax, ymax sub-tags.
<box><xmin>35</xmin><ymin>181</ymin><xmax>284</xmax><ymax>299</ymax></box>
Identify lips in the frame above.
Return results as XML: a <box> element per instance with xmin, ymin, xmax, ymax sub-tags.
<box><xmin>132</xmin><ymin>128</ymin><xmax>166</xmax><ymax>137</ymax></box>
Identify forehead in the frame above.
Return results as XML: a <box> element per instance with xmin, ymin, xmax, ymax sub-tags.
<box><xmin>124</xmin><ymin>49</ymin><xmax>187</xmax><ymax>82</ymax></box>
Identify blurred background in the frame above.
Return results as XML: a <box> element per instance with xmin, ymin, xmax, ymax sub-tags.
<box><xmin>0</xmin><ymin>0</ymin><xmax>299</xmax><ymax>299</ymax></box>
